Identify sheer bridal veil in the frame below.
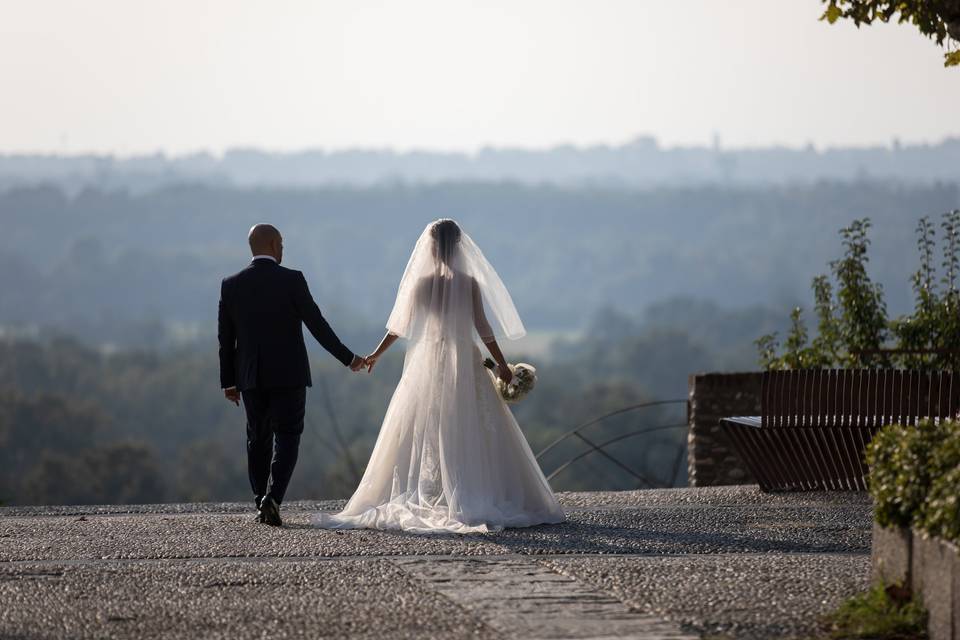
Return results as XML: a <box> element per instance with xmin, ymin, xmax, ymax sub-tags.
<box><xmin>385</xmin><ymin>219</ymin><xmax>526</xmax><ymax>344</ymax></box>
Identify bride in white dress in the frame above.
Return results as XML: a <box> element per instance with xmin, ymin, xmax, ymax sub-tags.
<box><xmin>313</xmin><ymin>219</ymin><xmax>565</xmax><ymax>533</ymax></box>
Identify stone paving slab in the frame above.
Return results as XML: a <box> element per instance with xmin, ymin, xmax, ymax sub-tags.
<box><xmin>544</xmin><ymin>553</ymin><xmax>871</xmax><ymax>639</ymax></box>
<box><xmin>0</xmin><ymin>559</ymin><xmax>494</xmax><ymax>640</ymax></box>
<box><xmin>396</xmin><ymin>556</ymin><xmax>697</xmax><ymax>639</ymax></box>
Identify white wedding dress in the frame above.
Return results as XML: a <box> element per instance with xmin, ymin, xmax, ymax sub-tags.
<box><xmin>313</xmin><ymin>220</ymin><xmax>565</xmax><ymax>534</ymax></box>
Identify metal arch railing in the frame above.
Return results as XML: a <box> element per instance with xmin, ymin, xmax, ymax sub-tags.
<box><xmin>534</xmin><ymin>399</ymin><xmax>688</xmax><ymax>489</ymax></box>
<box><xmin>544</xmin><ymin>422</ymin><xmax>689</xmax><ymax>484</ymax></box>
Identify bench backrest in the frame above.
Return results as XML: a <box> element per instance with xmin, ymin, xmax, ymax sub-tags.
<box><xmin>760</xmin><ymin>369</ymin><xmax>960</xmax><ymax>429</ymax></box>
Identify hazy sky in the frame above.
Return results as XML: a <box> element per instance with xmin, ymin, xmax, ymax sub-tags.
<box><xmin>1</xmin><ymin>0</ymin><xmax>957</xmax><ymax>155</ymax></box>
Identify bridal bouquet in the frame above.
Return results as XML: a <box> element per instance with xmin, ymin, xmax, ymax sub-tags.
<box><xmin>483</xmin><ymin>358</ymin><xmax>537</xmax><ymax>404</ymax></box>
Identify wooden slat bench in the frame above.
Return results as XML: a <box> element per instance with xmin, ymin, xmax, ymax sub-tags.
<box><xmin>720</xmin><ymin>369</ymin><xmax>959</xmax><ymax>491</ymax></box>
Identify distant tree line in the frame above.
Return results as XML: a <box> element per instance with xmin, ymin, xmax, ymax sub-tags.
<box><xmin>1</xmin><ymin>180</ymin><xmax>956</xmax><ymax>351</ymax></box>
<box><xmin>2</xmin><ymin>137</ymin><xmax>959</xmax><ymax>191</ymax></box>
<box><xmin>0</xmin><ymin>295</ymin><xmax>784</xmax><ymax>506</ymax></box>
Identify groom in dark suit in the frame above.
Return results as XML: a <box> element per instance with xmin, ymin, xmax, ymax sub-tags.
<box><xmin>218</xmin><ymin>224</ymin><xmax>365</xmax><ymax>526</ymax></box>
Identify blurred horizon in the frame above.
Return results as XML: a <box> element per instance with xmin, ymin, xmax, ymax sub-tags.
<box><xmin>4</xmin><ymin>133</ymin><xmax>959</xmax><ymax>160</ymax></box>
<box><xmin>3</xmin><ymin>135</ymin><xmax>959</xmax><ymax>193</ymax></box>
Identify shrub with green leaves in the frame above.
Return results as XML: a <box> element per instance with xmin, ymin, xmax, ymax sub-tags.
<box><xmin>866</xmin><ymin>419</ymin><xmax>951</xmax><ymax>529</ymax></box>
<box><xmin>919</xmin><ymin>426</ymin><xmax>960</xmax><ymax>544</ymax></box>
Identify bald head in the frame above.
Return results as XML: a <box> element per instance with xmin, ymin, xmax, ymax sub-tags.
<box><xmin>248</xmin><ymin>224</ymin><xmax>283</xmax><ymax>263</ymax></box>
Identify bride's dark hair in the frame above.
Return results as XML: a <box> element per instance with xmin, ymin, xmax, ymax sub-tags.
<box><xmin>431</xmin><ymin>218</ymin><xmax>461</xmax><ymax>265</ymax></box>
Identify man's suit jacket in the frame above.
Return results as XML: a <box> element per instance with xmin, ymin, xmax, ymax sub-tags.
<box><xmin>218</xmin><ymin>258</ymin><xmax>355</xmax><ymax>391</ymax></box>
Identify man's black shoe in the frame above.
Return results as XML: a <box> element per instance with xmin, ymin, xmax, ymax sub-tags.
<box><xmin>259</xmin><ymin>496</ymin><xmax>282</xmax><ymax>527</ymax></box>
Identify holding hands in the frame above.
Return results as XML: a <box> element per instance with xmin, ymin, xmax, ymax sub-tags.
<box><xmin>363</xmin><ymin>353</ymin><xmax>380</xmax><ymax>373</ymax></box>
<box><xmin>349</xmin><ymin>355</ymin><xmax>368</xmax><ymax>372</ymax></box>
<box><xmin>360</xmin><ymin>333</ymin><xmax>399</xmax><ymax>374</ymax></box>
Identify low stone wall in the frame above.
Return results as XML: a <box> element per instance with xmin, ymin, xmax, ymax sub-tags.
<box><xmin>686</xmin><ymin>372</ymin><xmax>762</xmax><ymax>487</ymax></box>
<box><xmin>871</xmin><ymin>522</ymin><xmax>912</xmax><ymax>585</ymax></box>
<box><xmin>872</xmin><ymin>523</ymin><xmax>960</xmax><ymax>640</ymax></box>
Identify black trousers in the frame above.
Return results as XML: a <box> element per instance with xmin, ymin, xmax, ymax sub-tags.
<box><xmin>240</xmin><ymin>386</ymin><xmax>306</xmax><ymax>505</ymax></box>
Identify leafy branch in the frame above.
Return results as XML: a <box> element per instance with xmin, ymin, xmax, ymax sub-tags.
<box><xmin>820</xmin><ymin>0</ymin><xmax>960</xmax><ymax>66</ymax></box>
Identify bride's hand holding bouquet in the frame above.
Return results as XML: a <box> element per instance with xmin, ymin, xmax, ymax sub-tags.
<box><xmin>484</xmin><ymin>358</ymin><xmax>537</xmax><ymax>404</ymax></box>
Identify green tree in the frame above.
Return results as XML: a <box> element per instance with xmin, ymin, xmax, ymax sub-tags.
<box><xmin>0</xmin><ymin>388</ymin><xmax>114</xmax><ymax>503</ymax></box>
<box><xmin>891</xmin><ymin>216</ymin><xmax>942</xmax><ymax>368</ymax></box>
<box><xmin>890</xmin><ymin>210</ymin><xmax>960</xmax><ymax>370</ymax></box>
<box><xmin>809</xmin><ymin>274</ymin><xmax>841</xmax><ymax>365</ymax></box>
<box><xmin>832</xmin><ymin>219</ymin><xmax>889</xmax><ymax>366</ymax></box>
<box><xmin>757</xmin><ymin>218</ymin><xmax>889</xmax><ymax>369</ymax></box>
<box><xmin>820</xmin><ymin>0</ymin><xmax>960</xmax><ymax>66</ymax></box>
<box><xmin>760</xmin><ymin>211</ymin><xmax>960</xmax><ymax>370</ymax></box>
<box><xmin>22</xmin><ymin>443</ymin><xmax>166</xmax><ymax>505</ymax></box>
<box><xmin>175</xmin><ymin>439</ymin><xmax>249</xmax><ymax>503</ymax></box>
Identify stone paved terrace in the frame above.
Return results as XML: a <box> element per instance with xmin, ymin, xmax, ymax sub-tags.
<box><xmin>0</xmin><ymin>486</ymin><xmax>873</xmax><ymax>639</ymax></box>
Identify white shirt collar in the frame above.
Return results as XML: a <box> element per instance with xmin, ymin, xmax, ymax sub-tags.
<box><xmin>251</xmin><ymin>255</ymin><xmax>277</xmax><ymax>263</ymax></box>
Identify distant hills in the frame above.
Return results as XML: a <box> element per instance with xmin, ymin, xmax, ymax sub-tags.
<box><xmin>2</xmin><ymin>136</ymin><xmax>958</xmax><ymax>193</ymax></box>
<box><xmin>1</xmin><ymin>180</ymin><xmax>957</xmax><ymax>349</ymax></box>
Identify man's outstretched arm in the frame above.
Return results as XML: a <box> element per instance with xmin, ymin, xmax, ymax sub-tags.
<box><xmin>292</xmin><ymin>272</ymin><xmax>360</xmax><ymax>368</ymax></box>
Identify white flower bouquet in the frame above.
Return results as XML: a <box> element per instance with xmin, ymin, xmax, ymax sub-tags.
<box><xmin>483</xmin><ymin>358</ymin><xmax>537</xmax><ymax>404</ymax></box>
